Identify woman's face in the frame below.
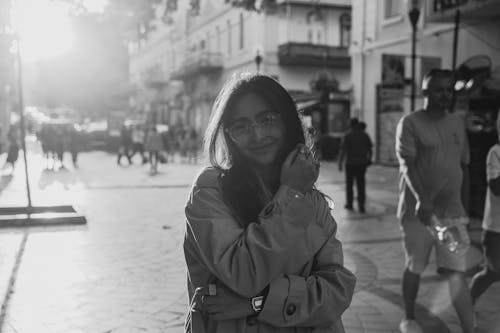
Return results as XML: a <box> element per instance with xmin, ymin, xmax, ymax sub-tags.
<box><xmin>225</xmin><ymin>92</ymin><xmax>285</xmax><ymax>168</ymax></box>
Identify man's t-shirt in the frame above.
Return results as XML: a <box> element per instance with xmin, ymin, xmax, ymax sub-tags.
<box><xmin>483</xmin><ymin>143</ymin><xmax>500</xmax><ymax>233</ymax></box>
<box><xmin>341</xmin><ymin>129</ymin><xmax>373</xmax><ymax>166</ymax></box>
<box><xmin>395</xmin><ymin>110</ymin><xmax>470</xmax><ymax>221</ymax></box>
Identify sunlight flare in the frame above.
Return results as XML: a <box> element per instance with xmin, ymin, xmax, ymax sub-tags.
<box><xmin>11</xmin><ymin>0</ymin><xmax>75</xmax><ymax>62</ymax></box>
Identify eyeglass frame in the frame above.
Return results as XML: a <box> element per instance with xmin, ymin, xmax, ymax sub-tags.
<box><xmin>224</xmin><ymin>111</ymin><xmax>283</xmax><ymax>144</ymax></box>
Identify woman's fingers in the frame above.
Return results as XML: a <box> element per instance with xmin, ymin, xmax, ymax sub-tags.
<box><xmin>284</xmin><ymin>144</ymin><xmax>302</xmax><ymax>166</ymax></box>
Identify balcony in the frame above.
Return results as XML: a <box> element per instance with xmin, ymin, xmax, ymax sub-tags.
<box><xmin>427</xmin><ymin>0</ymin><xmax>500</xmax><ymax>23</ymax></box>
<box><xmin>170</xmin><ymin>52</ymin><xmax>223</xmax><ymax>80</ymax></box>
<box><xmin>278</xmin><ymin>42</ymin><xmax>350</xmax><ymax>68</ymax></box>
<box><xmin>143</xmin><ymin>69</ymin><xmax>170</xmax><ymax>89</ymax></box>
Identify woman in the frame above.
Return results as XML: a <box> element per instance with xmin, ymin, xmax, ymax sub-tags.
<box><xmin>184</xmin><ymin>73</ymin><xmax>356</xmax><ymax>332</ymax></box>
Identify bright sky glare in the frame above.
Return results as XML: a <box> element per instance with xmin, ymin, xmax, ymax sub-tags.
<box><xmin>11</xmin><ymin>0</ymin><xmax>107</xmax><ymax>62</ymax></box>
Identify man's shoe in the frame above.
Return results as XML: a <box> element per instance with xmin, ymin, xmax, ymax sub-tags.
<box><xmin>399</xmin><ymin>319</ymin><xmax>423</xmax><ymax>333</ymax></box>
<box><xmin>344</xmin><ymin>204</ymin><xmax>353</xmax><ymax>210</ymax></box>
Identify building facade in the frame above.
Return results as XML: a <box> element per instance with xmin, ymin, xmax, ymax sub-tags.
<box><xmin>129</xmin><ymin>0</ymin><xmax>352</xmax><ymax>137</ymax></box>
<box><xmin>351</xmin><ymin>0</ymin><xmax>500</xmax><ymax>166</ymax></box>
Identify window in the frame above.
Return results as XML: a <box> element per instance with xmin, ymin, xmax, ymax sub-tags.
<box><xmin>384</xmin><ymin>0</ymin><xmax>402</xmax><ymax>19</ymax></box>
<box><xmin>340</xmin><ymin>13</ymin><xmax>351</xmax><ymax>47</ymax></box>
<box><xmin>239</xmin><ymin>13</ymin><xmax>244</xmax><ymax>50</ymax></box>
<box><xmin>317</xmin><ymin>30</ymin><xmax>322</xmax><ymax>44</ymax></box>
<box><xmin>227</xmin><ymin>20</ymin><xmax>232</xmax><ymax>54</ymax></box>
<box><xmin>216</xmin><ymin>26</ymin><xmax>221</xmax><ymax>52</ymax></box>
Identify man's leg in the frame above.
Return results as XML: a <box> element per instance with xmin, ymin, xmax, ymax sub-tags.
<box><xmin>355</xmin><ymin>165</ymin><xmax>367</xmax><ymax>212</ymax></box>
<box><xmin>400</xmin><ymin>218</ymin><xmax>434</xmax><ymax>333</ymax></box>
<box><xmin>470</xmin><ymin>230</ymin><xmax>500</xmax><ymax>304</ymax></box>
<box><xmin>437</xmin><ymin>243</ymin><xmax>475</xmax><ymax>333</ymax></box>
<box><xmin>345</xmin><ymin>165</ymin><xmax>354</xmax><ymax>209</ymax></box>
<box><xmin>444</xmin><ymin>270</ymin><xmax>474</xmax><ymax>333</ymax></box>
<box><xmin>402</xmin><ymin>267</ymin><xmax>421</xmax><ymax>320</ymax></box>
<box><xmin>470</xmin><ymin>268</ymin><xmax>500</xmax><ymax>304</ymax></box>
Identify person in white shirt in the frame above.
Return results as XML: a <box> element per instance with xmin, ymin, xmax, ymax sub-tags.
<box><xmin>470</xmin><ymin>114</ymin><xmax>500</xmax><ymax>305</ymax></box>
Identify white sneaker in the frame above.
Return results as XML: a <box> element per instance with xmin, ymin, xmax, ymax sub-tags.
<box><xmin>399</xmin><ymin>319</ymin><xmax>423</xmax><ymax>333</ymax></box>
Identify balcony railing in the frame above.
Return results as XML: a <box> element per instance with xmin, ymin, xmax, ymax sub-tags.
<box><xmin>170</xmin><ymin>52</ymin><xmax>223</xmax><ymax>80</ymax></box>
<box><xmin>278</xmin><ymin>42</ymin><xmax>350</xmax><ymax>68</ymax></box>
<box><xmin>427</xmin><ymin>0</ymin><xmax>500</xmax><ymax>22</ymax></box>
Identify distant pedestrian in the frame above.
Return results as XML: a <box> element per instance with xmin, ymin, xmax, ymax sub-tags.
<box><xmin>395</xmin><ymin>69</ymin><xmax>473</xmax><ymax>333</ymax></box>
<box><xmin>337</xmin><ymin>118</ymin><xmax>372</xmax><ymax>213</ymax></box>
<box><xmin>130</xmin><ymin>125</ymin><xmax>148</xmax><ymax>164</ymax></box>
<box><xmin>145</xmin><ymin>125</ymin><xmax>163</xmax><ymax>173</ymax></box>
<box><xmin>54</xmin><ymin>125</ymin><xmax>65</xmax><ymax>169</ymax></box>
<box><xmin>184</xmin><ymin>73</ymin><xmax>355</xmax><ymax>332</ymax></box>
<box><xmin>470</xmin><ymin>115</ymin><xmax>500</xmax><ymax>307</ymax></box>
<box><xmin>4</xmin><ymin>126</ymin><xmax>19</xmax><ymax>172</ymax></box>
<box><xmin>186</xmin><ymin>128</ymin><xmax>199</xmax><ymax>164</ymax></box>
<box><xmin>117</xmin><ymin>125</ymin><xmax>132</xmax><ymax>165</ymax></box>
<box><xmin>68</xmin><ymin>125</ymin><xmax>83</xmax><ymax>167</ymax></box>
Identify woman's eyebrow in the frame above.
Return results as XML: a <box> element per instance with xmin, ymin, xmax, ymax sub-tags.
<box><xmin>229</xmin><ymin>109</ymin><xmax>276</xmax><ymax>123</ymax></box>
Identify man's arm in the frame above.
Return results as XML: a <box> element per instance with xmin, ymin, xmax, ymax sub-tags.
<box><xmin>461</xmin><ymin>163</ymin><xmax>470</xmax><ymax>213</ymax></box>
<box><xmin>400</xmin><ymin>157</ymin><xmax>433</xmax><ymax>224</ymax></box>
<box><xmin>337</xmin><ymin>136</ymin><xmax>347</xmax><ymax>171</ymax></box>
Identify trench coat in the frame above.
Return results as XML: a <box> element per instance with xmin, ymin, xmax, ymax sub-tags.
<box><xmin>184</xmin><ymin>167</ymin><xmax>356</xmax><ymax>332</ymax></box>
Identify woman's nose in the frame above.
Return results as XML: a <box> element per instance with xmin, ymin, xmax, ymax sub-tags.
<box><xmin>249</xmin><ymin>125</ymin><xmax>266</xmax><ymax>139</ymax></box>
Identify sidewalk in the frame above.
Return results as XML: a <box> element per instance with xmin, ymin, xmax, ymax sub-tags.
<box><xmin>0</xmin><ymin>149</ymin><xmax>498</xmax><ymax>333</ymax></box>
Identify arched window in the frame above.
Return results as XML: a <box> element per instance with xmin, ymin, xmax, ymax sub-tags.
<box><xmin>340</xmin><ymin>13</ymin><xmax>351</xmax><ymax>48</ymax></box>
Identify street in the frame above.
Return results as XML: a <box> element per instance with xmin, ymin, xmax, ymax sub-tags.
<box><xmin>0</xmin><ymin>142</ymin><xmax>499</xmax><ymax>333</ymax></box>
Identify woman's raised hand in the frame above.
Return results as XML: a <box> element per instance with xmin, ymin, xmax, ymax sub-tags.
<box><xmin>280</xmin><ymin>144</ymin><xmax>320</xmax><ymax>194</ymax></box>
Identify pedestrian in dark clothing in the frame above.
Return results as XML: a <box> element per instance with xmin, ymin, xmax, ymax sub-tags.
<box><xmin>68</xmin><ymin>125</ymin><xmax>82</xmax><ymax>167</ymax></box>
<box><xmin>117</xmin><ymin>125</ymin><xmax>133</xmax><ymax>165</ymax></box>
<box><xmin>4</xmin><ymin>127</ymin><xmax>19</xmax><ymax>172</ymax></box>
<box><xmin>338</xmin><ymin>118</ymin><xmax>373</xmax><ymax>213</ymax></box>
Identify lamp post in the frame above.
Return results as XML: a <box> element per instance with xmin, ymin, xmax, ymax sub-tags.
<box><xmin>255</xmin><ymin>50</ymin><xmax>262</xmax><ymax>73</ymax></box>
<box><xmin>407</xmin><ymin>0</ymin><xmax>421</xmax><ymax>112</ymax></box>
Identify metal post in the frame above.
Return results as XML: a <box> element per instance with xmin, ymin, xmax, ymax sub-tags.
<box><xmin>450</xmin><ymin>9</ymin><xmax>461</xmax><ymax>113</ymax></box>
<box><xmin>408</xmin><ymin>8</ymin><xmax>420</xmax><ymax>112</ymax></box>
<box><xmin>411</xmin><ymin>24</ymin><xmax>417</xmax><ymax>111</ymax></box>
<box><xmin>15</xmin><ymin>38</ymin><xmax>32</xmax><ymax>209</ymax></box>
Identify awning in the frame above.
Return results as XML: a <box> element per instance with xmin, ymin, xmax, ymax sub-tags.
<box><xmin>296</xmin><ymin>99</ymin><xmax>321</xmax><ymax>114</ymax></box>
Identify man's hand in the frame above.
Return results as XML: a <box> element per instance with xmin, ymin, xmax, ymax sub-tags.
<box><xmin>194</xmin><ymin>283</ymin><xmax>255</xmax><ymax>321</ymax></box>
<box><xmin>415</xmin><ymin>199</ymin><xmax>433</xmax><ymax>226</ymax></box>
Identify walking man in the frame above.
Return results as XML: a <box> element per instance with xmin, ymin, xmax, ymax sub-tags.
<box><xmin>338</xmin><ymin>118</ymin><xmax>373</xmax><ymax>213</ymax></box>
<box><xmin>469</xmin><ymin>115</ymin><xmax>500</xmax><ymax>311</ymax></box>
<box><xmin>396</xmin><ymin>69</ymin><xmax>473</xmax><ymax>333</ymax></box>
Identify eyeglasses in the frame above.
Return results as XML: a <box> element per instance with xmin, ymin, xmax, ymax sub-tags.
<box><xmin>225</xmin><ymin>112</ymin><xmax>281</xmax><ymax>143</ymax></box>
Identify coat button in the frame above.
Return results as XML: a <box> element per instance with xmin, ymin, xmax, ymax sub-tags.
<box><xmin>286</xmin><ymin>303</ymin><xmax>296</xmax><ymax>315</ymax></box>
<box><xmin>246</xmin><ymin>316</ymin><xmax>257</xmax><ymax>326</ymax></box>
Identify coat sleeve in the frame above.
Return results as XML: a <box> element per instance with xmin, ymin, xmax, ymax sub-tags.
<box><xmin>184</xmin><ymin>170</ymin><xmax>329</xmax><ymax>298</ymax></box>
<box><xmin>257</xmin><ymin>193</ymin><xmax>356</xmax><ymax>327</ymax></box>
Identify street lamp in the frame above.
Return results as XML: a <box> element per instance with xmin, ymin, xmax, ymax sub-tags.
<box><xmin>406</xmin><ymin>0</ymin><xmax>421</xmax><ymax>112</ymax></box>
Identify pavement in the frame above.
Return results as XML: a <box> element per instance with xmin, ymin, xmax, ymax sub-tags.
<box><xmin>0</xmin><ymin>139</ymin><xmax>498</xmax><ymax>333</ymax></box>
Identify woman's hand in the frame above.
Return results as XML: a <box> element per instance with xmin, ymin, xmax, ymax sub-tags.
<box><xmin>194</xmin><ymin>283</ymin><xmax>255</xmax><ymax>321</ymax></box>
<box><xmin>281</xmin><ymin>144</ymin><xmax>320</xmax><ymax>193</ymax></box>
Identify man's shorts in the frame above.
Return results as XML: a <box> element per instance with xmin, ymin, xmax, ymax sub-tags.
<box><xmin>401</xmin><ymin>217</ymin><xmax>467</xmax><ymax>274</ymax></box>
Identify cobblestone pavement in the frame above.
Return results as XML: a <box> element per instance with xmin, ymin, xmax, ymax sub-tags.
<box><xmin>0</xmin><ymin>143</ymin><xmax>499</xmax><ymax>333</ymax></box>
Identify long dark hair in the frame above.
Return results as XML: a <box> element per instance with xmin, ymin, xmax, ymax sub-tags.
<box><xmin>204</xmin><ymin>73</ymin><xmax>306</xmax><ymax>226</ymax></box>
